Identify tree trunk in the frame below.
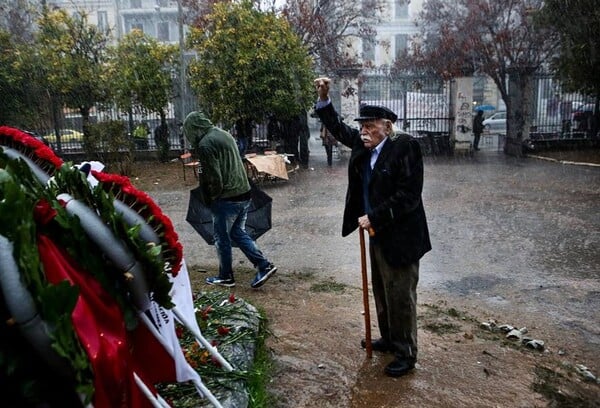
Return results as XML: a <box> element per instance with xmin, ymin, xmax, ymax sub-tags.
<box><xmin>504</xmin><ymin>68</ymin><xmax>535</xmax><ymax>157</ymax></box>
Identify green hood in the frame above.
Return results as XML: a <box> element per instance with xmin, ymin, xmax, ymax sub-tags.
<box><xmin>183</xmin><ymin>111</ymin><xmax>214</xmax><ymax>147</ymax></box>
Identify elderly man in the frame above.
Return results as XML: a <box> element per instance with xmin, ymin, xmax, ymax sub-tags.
<box><xmin>183</xmin><ymin>111</ymin><xmax>277</xmax><ymax>289</ymax></box>
<box><xmin>313</xmin><ymin>77</ymin><xmax>431</xmax><ymax>377</ymax></box>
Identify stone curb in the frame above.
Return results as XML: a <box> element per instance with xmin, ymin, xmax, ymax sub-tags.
<box><xmin>527</xmin><ymin>154</ymin><xmax>600</xmax><ymax>168</ymax></box>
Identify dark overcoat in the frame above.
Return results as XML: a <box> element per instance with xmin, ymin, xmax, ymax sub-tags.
<box><xmin>316</xmin><ymin>103</ymin><xmax>431</xmax><ymax>267</ymax></box>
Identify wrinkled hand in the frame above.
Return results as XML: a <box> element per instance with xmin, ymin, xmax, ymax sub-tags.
<box><xmin>358</xmin><ymin>215</ymin><xmax>371</xmax><ymax>230</ymax></box>
<box><xmin>314</xmin><ymin>77</ymin><xmax>331</xmax><ymax>101</ymax></box>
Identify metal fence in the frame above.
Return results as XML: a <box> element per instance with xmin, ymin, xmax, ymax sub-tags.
<box><xmin>41</xmin><ymin>103</ymin><xmax>280</xmax><ymax>156</ymax></box>
<box><xmin>40</xmin><ymin>104</ymin><xmax>184</xmax><ymax>153</ymax></box>
<box><xmin>43</xmin><ymin>70</ymin><xmax>595</xmax><ymax>156</ymax></box>
<box><xmin>356</xmin><ymin>69</ymin><xmax>595</xmax><ymax>151</ymax></box>
<box><xmin>358</xmin><ymin>68</ymin><xmax>452</xmax><ymax>135</ymax></box>
<box><xmin>530</xmin><ymin>73</ymin><xmax>594</xmax><ymax>140</ymax></box>
<box><xmin>357</xmin><ymin>68</ymin><xmax>453</xmax><ymax>154</ymax></box>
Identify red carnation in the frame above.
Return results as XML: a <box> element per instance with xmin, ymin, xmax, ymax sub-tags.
<box><xmin>199</xmin><ymin>305</ymin><xmax>212</xmax><ymax>320</ymax></box>
<box><xmin>211</xmin><ymin>356</ymin><xmax>222</xmax><ymax>368</ymax></box>
<box><xmin>33</xmin><ymin>199</ymin><xmax>57</xmax><ymax>225</ymax></box>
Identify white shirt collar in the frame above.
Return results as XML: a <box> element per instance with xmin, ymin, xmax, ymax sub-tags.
<box><xmin>372</xmin><ymin>137</ymin><xmax>388</xmax><ymax>155</ymax></box>
<box><xmin>370</xmin><ymin>137</ymin><xmax>388</xmax><ymax>168</ymax></box>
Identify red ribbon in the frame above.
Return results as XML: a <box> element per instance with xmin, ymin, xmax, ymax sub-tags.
<box><xmin>38</xmin><ymin>234</ymin><xmax>151</xmax><ymax>407</ymax></box>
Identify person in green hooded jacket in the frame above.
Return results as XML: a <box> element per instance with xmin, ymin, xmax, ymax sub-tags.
<box><xmin>183</xmin><ymin>111</ymin><xmax>277</xmax><ymax>288</ymax></box>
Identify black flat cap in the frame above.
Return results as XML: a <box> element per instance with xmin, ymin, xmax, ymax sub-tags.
<box><xmin>354</xmin><ymin>104</ymin><xmax>398</xmax><ymax>122</ymax></box>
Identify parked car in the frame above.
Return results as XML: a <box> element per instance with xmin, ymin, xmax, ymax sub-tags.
<box><xmin>44</xmin><ymin>128</ymin><xmax>84</xmax><ymax>143</ymax></box>
<box><xmin>482</xmin><ymin>111</ymin><xmax>506</xmax><ymax>134</ymax></box>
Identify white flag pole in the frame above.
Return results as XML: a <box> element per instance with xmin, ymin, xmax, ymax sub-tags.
<box><xmin>133</xmin><ymin>373</ymin><xmax>169</xmax><ymax>408</ymax></box>
<box><xmin>171</xmin><ymin>307</ymin><xmax>234</xmax><ymax>371</ymax></box>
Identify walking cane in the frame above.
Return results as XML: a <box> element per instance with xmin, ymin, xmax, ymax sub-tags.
<box><xmin>359</xmin><ymin>226</ymin><xmax>373</xmax><ymax>359</ymax></box>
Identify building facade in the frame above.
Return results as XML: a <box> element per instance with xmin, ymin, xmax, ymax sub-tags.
<box><xmin>46</xmin><ymin>0</ymin><xmax>182</xmax><ymax>44</ymax></box>
<box><xmin>359</xmin><ymin>0</ymin><xmax>424</xmax><ymax>67</ymax></box>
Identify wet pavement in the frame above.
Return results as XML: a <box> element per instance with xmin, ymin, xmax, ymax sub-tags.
<box><xmin>419</xmin><ymin>148</ymin><xmax>599</xmax><ymax>349</ymax></box>
<box><xmin>154</xmin><ymin>134</ymin><xmax>600</xmax><ymax>356</ymax></box>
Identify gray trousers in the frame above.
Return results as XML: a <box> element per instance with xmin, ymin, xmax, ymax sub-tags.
<box><xmin>369</xmin><ymin>244</ymin><xmax>419</xmax><ymax>359</ymax></box>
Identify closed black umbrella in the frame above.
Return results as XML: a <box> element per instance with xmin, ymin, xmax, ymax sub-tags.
<box><xmin>186</xmin><ymin>184</ymin><xmax>272</xmax><ymax>246</ymax></box>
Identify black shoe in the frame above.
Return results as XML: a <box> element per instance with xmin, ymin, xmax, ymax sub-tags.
<box><xmin>384</xmin><ymin>357</ymin><xmax>416</xmax><ymax>377</ymax></box>
<box><xmin>250</xmin><ymin>263</ymin><xmax>277</xmax><ymax>288</ymax></box>
<box><xmin>205</xmin><ymin>276</ymin><xmax>235</xmax><ymax>287</ymax></box>
<box><xmin>360</xmin><ymin>338</ymin><xmax>394</xmax><ymax>353</ymax></box>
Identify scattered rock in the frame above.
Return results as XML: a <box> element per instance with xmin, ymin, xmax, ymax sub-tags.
<box><xmin>480</xmin><ymin>321</ymin><xmax>495</xmax><ymax>331</ymax></box>
<box><xmin>525</xmin><ymin>339</ymin><xmax>545</xmax><ymax>351</ymax></box>
<box><xmin>481</xmin><ymin>321</ymin><xmax>547</xmax><ymax>353</ymax></box>
<box><xmin>575</xmin><ymin>364</ymin><xmax>598</xmax><ymax>383</ymax></box>
<box><xmin>506</xmin><ymin>329</ymin><xmax>523</xmax><ymax>341</ymax></box>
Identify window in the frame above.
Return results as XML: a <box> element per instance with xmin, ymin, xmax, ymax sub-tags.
<box><xmin>130</xmin><ymin>0</ymin><xmax>142</xmax><ymax>8</ymax></box>
<box><xmin>157</xmin><ymin>21</ymin><xmax>169</xmax><ymax>41</ymax></box>
<box><xmin>362</xmin><ymin>38</ymin><xmax>375</xmax><ymax>62</ymax></box>
<box><xmin>97</xmin><ymin>11</ymin><xmax>108</xmax><ymax>33</ymax></box>
<box><xmin>395</xmin><ymin>34</ymin><xmax>408</xmax><ymax>59</ymax></box>
<box><xmin>158</xmin><ymin>0</ymin><xmax>169</xmax><ymax>6</ymax></box>
<box><xmin>395</xmin><ymin>0</ymin><xmax>409</xmax><ymax>19</ymax></box>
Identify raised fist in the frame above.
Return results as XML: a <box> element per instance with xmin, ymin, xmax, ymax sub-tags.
<box><xmin>314</xmin><ymin>77</ymin><xmax>331</xmax><ymax>101</ymax></box>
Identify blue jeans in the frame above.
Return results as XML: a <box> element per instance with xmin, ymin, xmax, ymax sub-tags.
<box><xmin>237</xmin><ymin>137</ymin><xmax>248</xmax><ymax>156</ymax></box>
<box><xmin>211</xmin><ymin>198</ymin><xmax>269</xmax><ymax>279</ymax></box>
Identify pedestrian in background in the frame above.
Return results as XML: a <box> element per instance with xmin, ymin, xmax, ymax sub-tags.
<box><xmin>281</xmin><ymin>115</ymin><xmax>300</xmax><ymax>167</ymax></box>
<box><xmin>183</xmin><ymin>111</ymin><xmax>277</xmax><ymax>289</ymax></box>
<box><xmin>313</xmin><ymin>77</ymin><xmax>431</xmax><ymax>378</ymax></box>
<box><xmin>267</xmin><ymin>115</ymin><xmax>281</xmax><ymax>151</ymax></box>
<box><xmin>319</xmin><ymin>122</ymin><xmax>337</xmax><ymax>166</ymax></box>
<box><xmin>154</xmin><ymin>122</ymin><xmax>170</xmax><ymax>162</ymax></box>
<box><xmin>298</xmin><ymin>112</ymin><xmax>311</xmax><ymax>169</ymax></box>
<box><xmin>234</xmin><ymin>118</ymin><xmax>253</xmax><ymax>156</ymax></box>
<box><xmin>472</xmin><ymin>109</ymin><xmax>484</xmax><ymax>151</ymax></box>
